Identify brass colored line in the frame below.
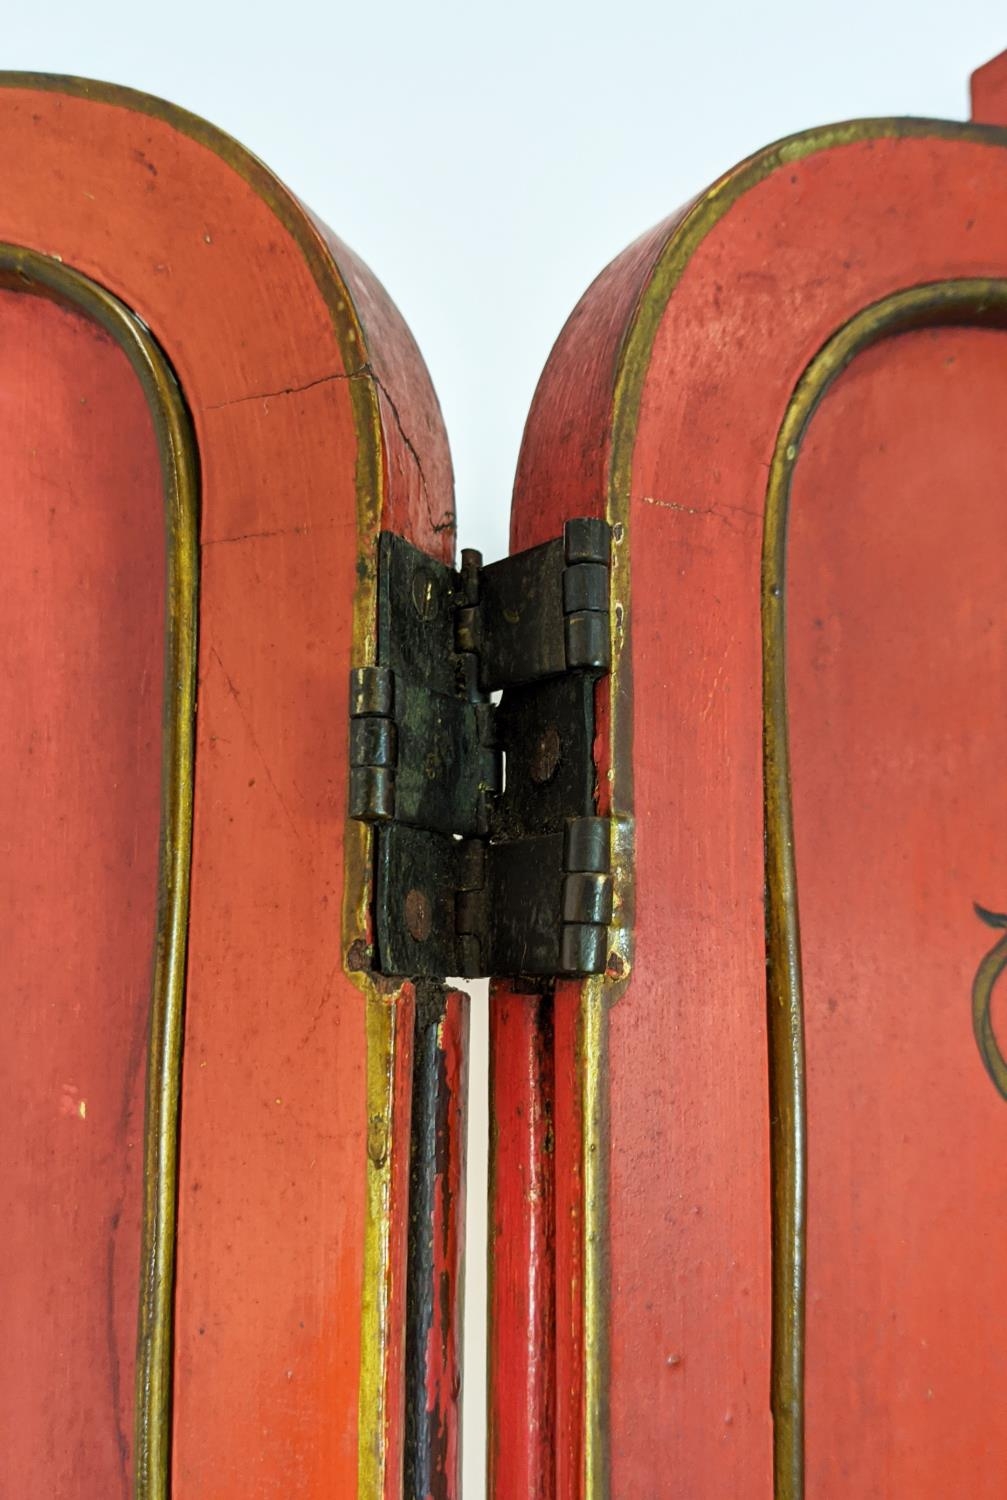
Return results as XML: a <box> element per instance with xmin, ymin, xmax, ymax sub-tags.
<box><xmin>762</xmin><ymin>278</ymin><xmax>1007</xmax><ymax>1499</ymax></box>
<box><xmin>580</xmin><ymin>975</ymin><xmax>610</xmax><ymax>1500</ymax></box>
<box><xmin>0</xmin><ymin>244</ymin><xmax>200</xmax><ymax>1500</ymax></box>
<box><xmin>358</xmin><ymin>989</ymin><xmax>409</xmax><ymax>1500</ymax></box>
<box><xmin>577</xmin><ymin>513</ymin><xmax>635</xmax><ymax>1498</ymax></box>
<box><xmin>972</xmin><ymin>904</ymin><xmax>1007</xmax><ymax>1099</ymax></box>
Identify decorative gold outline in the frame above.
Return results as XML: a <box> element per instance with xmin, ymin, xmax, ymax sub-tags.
<box><xmin>972</xmin><ymin>903</ymin><xmax>1007</xmax><ymax>1099</ymax></box>
<box><xmin>579</xmin><ymin>975</ymin><xmax>610</xmax><ymax>1500</ymax></box>
<box><xmin>604</xmin><ymin>115</ymin><xmax>1007</xmax><ymax>1500</ymax></box>
<box><xmin>0</xmin><ymin>244</ymin><xmax>200</xmax><ymax>1500</ymax></box>
<box><xmin>360</xmin><ymin>987</ymin><xmax>409</xmax><ymax>1499</ymax></box>
<box><xmin>0</xmin><ymin>71</ymin><xmax>410</xmax><ymax>1500</ymax></box>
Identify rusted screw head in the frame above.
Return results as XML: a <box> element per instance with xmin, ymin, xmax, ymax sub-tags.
<box><xmin>530</xmin><ymin>724</ymin><xmax>561</xmax><ymax>785</ymax></box>
<box><xmin>405</xmin><ymin>887</ymin><xmax>432</xmax><ymax>942</ymax></box>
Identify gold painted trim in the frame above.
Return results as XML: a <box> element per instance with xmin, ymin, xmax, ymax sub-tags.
<box><xmin>0</xmin><ymin>244</ymin><xmax>200</xmax><ymax>1500</ymax></box>
<box><xmin>359</xmin><ymin>990</ymin><xmax>407</xmax><ymax>1500</ymax></box>
<box><xmin>972</xmin><ymin>903</ymin><xmax>1007</xmax><ymax>1100</ymax></box>
<box><xmin>604</xmin><ymin>110</ymin><xmax>1007</xmax><ymax>1500</ymax></box>
<box><xmin>579</xmin><ymin>976</ymin><xmax>610</xmax><ymax>1500</ymax></box>
<box><xmin>763</xmin><ymin>278</ymin><xmax>1007</xmax><ymax>1498</ymax></box>
<box><xmin>0</xmin><ymin>71</ymin><xmax>410</xmax><ymax>1499</ymax></box>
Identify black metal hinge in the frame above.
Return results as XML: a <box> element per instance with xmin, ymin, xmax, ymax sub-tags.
<box><xmin>350</xmin><ymin>518</ymin><xmax>614</xmax><ymax>980</ymax></box>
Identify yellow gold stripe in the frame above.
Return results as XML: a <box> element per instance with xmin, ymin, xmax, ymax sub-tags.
<box><xmin>0</xmin><ymin>244</ymin><xmax>200</xmax><ymax>1500</ymax></box>
<box><xmin>358</xmin><ymin>990</ymin><xmax>405</xmax><ymax>1499</ymax></box>
<box><xmin>580</xmin><ymin>975</ymin><xmax>610</xmax><ymax>1500</ymax></box>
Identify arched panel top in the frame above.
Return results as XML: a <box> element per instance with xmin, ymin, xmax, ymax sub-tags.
<box><xmin>0</xmin><ymin>242</ymin><xmax>197</xmax><ymax>1500</ymax></box>
<box><xmin>0</xmin><ymin>72</ymin><xmax>453</xmax><ymax>567</ymax></box>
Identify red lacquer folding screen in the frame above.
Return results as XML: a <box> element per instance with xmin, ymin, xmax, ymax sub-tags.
<box><xmin>4</xmin><ymin>49</ymin><xmax>1007</xmax><ymax>1500</ymax></box>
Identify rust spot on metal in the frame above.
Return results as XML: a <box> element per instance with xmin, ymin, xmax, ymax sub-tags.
<box><xmin>529</xmin><ymin>723</ymin><xmax>561</xmax><ymax>785</ymax></box>
<box><xmin>346</xmin><ymin>938</ymin><xmax>372</xmax><ymax>972</ymax></box>
<box><xmin>367</xmin><ymin>1115</ymin><xmax>389</xmax><ymax>1169</ymax></box>
<box><xmin>405</xmin><ymin>888</ymin><xmax>432</xmax><ymax>943</ymax></box>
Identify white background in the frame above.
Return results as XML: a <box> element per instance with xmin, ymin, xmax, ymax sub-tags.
<box><xmin>8</xmin><ymin>3</ymin><xmax>1005</xmax><ymax>1492</ymax></box>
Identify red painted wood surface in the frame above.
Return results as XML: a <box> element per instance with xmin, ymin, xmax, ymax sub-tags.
<box><xmin>503</xmin><ymin>86</ymin><xmax>1007</xmax><ymax>1499</ymax></box>
<box><xmin>0</xmin><ymin>77</ymin><xmax>455</xmax><ymax>1497</ymax></box>
<box><xmin>971</xmin><ymin>47</ymin><xmax>1007</xmax><ymax>124</ymax></box>
<box><xmin>382</xmin><ymin>987</ymin><xmax>416</xmax><ymax>1500</ymax></box>
<box><xmin>0</xmin><ymin>288</ymin><xmax>164</xmax><ymax>1496</ymax></box>
<box><xmin>489</xmin><ymin>991</ymin><xmax>555</xmax><ymax>1499</ymax></box>
<box><xmin>790</xmin><ymin>325</ymin><xmax>1007</xmax><ymax>1495</ymax></box>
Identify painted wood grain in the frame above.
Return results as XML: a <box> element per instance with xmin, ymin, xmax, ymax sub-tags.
<box><xmin>488</xmin><ymin>989</ymin><xmax>556</xmax><ymax>1499</ymax></box>
<box><xmin>790</xmin><ymin>324</ymin><xmax>1007</xmax><ymax>1496</ymax></box>
<box><xmin>0</xmin><ymin>287</ymin><xmax>164</xmax><ymax>1496</ymax></box>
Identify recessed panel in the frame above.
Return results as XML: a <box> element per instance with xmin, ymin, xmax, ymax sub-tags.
<box><xmin>789</xmin><ymin>325</ymin><xmax>1007</xmax><ymax>1496</ymax></box>
<box><xmin>0</xmin><ymin>287</ymin><xmax>165</xmax><ymax>1495</ymax></box>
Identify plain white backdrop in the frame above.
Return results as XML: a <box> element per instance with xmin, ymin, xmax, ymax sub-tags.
<box><xmin>7</xmin><ymin>3</ymin><xmax>1005</xmax><ymax>1492</ymax></box>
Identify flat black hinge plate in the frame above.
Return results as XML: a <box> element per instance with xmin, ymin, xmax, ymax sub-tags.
<box><xmin>350</xmin><ymin>519</ymin><xmax>613</xmax><ymax>980</ymax></box>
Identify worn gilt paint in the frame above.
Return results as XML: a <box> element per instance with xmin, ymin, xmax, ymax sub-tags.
<box><xmin>972</xmin><ymin>904</ymin><xmax>1007</xmax><ymax>1099</ymax></box>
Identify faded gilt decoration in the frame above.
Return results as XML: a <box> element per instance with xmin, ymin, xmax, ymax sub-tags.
<box><xmin>972</xmin><ymin>903</ymin><xmax>1007</xmax><ymax>1099</ymax></box>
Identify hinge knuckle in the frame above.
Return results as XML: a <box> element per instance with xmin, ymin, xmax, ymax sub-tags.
<box><xmin>564</xmin><ymin>610</ymin><xmax>610</xmax><ymax>672</ymax></box>
<box><xmin>563</xmin><ymin>516</ymin><xmax>610</xmax><ymax>565</ymax></box>
<box><xmin>562</xmin><ymin>872</ymin><xmax>613</xmax><ymax>927</ymax></box>
<box><xmin>349</xmin><ymin>665</ymin><xmax>398</xmax><ymax>821</ymax></box>
<box><xmin>350</xmin><ymin>716</ymin><xmax>397</xmax><ymax>768</ymax></box>
<box><xmin>562</xmin><ymin>560</ymin><xmax>609</xmax><ymax>614</ymax></box>
<box><xmin>352</xmin><ymin>521</ymin><xmax>615</xmax><ymax>980</ymax></box>
<box><xmin>564</xmin><ymin>814</ymin><xmax>609</xmax><ymax>871</ymax></box>
<box><xmin>350</xmin><ymin>664</ymin><xmax>395</xmax><ymax>717</ymax></box>
<box><xmin>459</xmin><ymin>547</ymin><xmax>482</xmax><ymax>600</ymax></box>
<box><xmin>562</xmin><ymin>524</ymin><xmax>611</xmax><ymax>673</ymax></box>
<box><xmin>349</xmin><ymin>766</ymin><xmax>396</xmax><ymax>823</ymax></box>
<box><xmin>457</xmin><ymin>836</ymin><xmax>486</xmax><ymax>892</ymax></box>
<box><xmin>560</xmin><ymin>815</ymin><xmax>613</xmax><ymax>974</ymax></box>
<box><xmin>560</xmin><ymin>922</ymin><xmax>608</xmax><ymax>976</ymax></box>
<box><xmin>455</xmin><ymin>603</ymin><xmax>480</xmax><ymax>656</ymax></box>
